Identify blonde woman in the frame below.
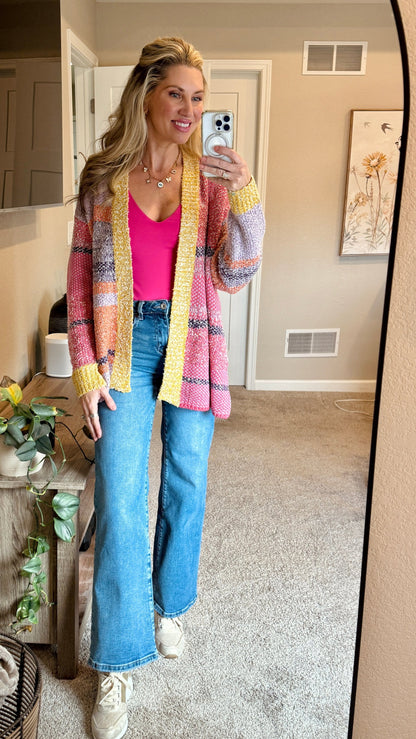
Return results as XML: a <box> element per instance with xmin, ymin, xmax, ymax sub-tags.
<box><xmin>67</xmin><ymin>36</ymin><xmax>265</xmax><ymax>739</ymax></box>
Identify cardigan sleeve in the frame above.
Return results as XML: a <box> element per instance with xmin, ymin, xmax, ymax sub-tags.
<box><xmin>210</xmin><ymin>177</ymin><xmax>265</xmax><ymax>294</ymax></box>
<box><xmin>67</xmin><ymin>196</ymin><xmax>106</xmax><ymax>397</ymax></box>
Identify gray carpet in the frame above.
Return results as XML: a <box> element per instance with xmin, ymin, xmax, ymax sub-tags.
<box><xmin>34</xmin><ymin>388</ymin><xmax>371</xmax><ymax>738</ymax></box>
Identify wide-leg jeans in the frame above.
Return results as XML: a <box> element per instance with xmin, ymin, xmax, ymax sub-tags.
<box><xmin>89</xmin><ymin>300</ymin><xmax>215</xmax><ymax>672</ymax></box>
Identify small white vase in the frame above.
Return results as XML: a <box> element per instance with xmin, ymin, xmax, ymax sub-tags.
<box><xmin>0</xmin><ymin>444</ymin><xmax>45</xmax><ymax>477</ymax></box>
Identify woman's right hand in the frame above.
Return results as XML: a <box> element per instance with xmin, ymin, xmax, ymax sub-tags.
<box><xmin>80</xmin><ymin>387</ymin><xmax>117</xmax><ymax>442</ymax></box>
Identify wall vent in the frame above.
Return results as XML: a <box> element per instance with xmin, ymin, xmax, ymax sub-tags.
<box><xmin>303</xmin><ymin>42</ymin><xmax>367</xmax><ymax>75</ymax></box>
<box><xmin>285</xmin><ymin>329</ymin><xmax>340</xmax><ymax>358</ymax></box>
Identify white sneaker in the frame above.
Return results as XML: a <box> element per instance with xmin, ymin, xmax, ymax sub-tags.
<box><xmin>154</xmin><ymin>612</ymin><xmax>186</xmax><ymax>659</ymax></box>
<box><xmin>91</xmin><ymin>671</ymin><xmax>133</xmax><ymax>739</ymax></box>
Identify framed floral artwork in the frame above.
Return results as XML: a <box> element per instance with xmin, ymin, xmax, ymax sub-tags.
<box><xmin>340</xmin><ymin>110</ymin><xmax>403</xmax><ymax>255</ymax></box>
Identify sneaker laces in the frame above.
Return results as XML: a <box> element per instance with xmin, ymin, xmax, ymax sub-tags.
<box><xmin>157</xmin><ymin>616</ymin><xmax>182</xmax><ymax>631</ymax></box>
<box><xmin>99</xmin><ymin>673</ymin><xmax>129</xmax><ymax>708</ymax></box>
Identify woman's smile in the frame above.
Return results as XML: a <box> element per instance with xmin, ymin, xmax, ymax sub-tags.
<box><xmin>145</xmin><ymin>65</ymin><xmax>205</xmax><ymax>145</ymax></box>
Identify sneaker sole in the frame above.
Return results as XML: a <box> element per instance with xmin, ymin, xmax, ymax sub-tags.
<box><xmin>92</xmin><ymin>715</ymin><xmax>128</xmax><ymax>739</ymax></box>
<box><xmin>155</xmin><ymin>638</ymin><xmax>185</xmax><ymax>659</ymax></box>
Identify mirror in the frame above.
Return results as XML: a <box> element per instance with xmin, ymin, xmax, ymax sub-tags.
<box><xmin>35</xmin><ymin>1</ymin><xmax>407</xmax><ymax>736</ymax></box>
<box><xmin>0</xmin><ymin>0</ymin><xmax>63</xmax><ymax>210</ymax></box>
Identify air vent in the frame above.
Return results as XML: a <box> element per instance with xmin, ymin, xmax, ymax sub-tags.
<box><xmin>285</xmin><ymin>329</ymin><xmax>340</xmax><ymax>358</ymax></box>
<box><xmin>303</xmin><ymin>42</ymin><xmax>367</xmax><ymax>75</ymax></box>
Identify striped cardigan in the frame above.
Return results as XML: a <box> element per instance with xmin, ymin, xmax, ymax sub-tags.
<box><xmin>67</xmin><ymin>152</ymin><xmax>264</xmax><ymax>419</ymax></box>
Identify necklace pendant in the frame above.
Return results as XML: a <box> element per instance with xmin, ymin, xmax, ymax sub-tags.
<box><xmin>143</xmin><ymin>166</ymin><xmax>148</xmax><ymax>172</ymax></box>
<box><xmin>171</xmin><ymin>169</ymin><xmax>176</xmax><ymax>174</ymax></box>
<box><xmin>165</xmin><ymin>176</ymin><xmax>172</xmax><ymax>183</ymax></box>
<box><xmin>157</xmin><ymin>181</ymin><xmax>164</xmax><ymax>189</ymax></box>
<box><xmin>146</xmin><ymin>178</ymin><xmax>151</xmax><ymax>184</ymax></box>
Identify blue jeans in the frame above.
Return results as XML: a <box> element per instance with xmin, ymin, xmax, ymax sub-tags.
<box><xmin>89</xmin><ymin>300</ymin><xmax>215</xmax><ymax>672</ymax></box>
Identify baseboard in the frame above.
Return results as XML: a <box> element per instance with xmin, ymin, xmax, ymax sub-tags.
<box><xmin>252</xmin><ymin>379</ymin><xmax>377</xmax><ymax>392</ymax></box>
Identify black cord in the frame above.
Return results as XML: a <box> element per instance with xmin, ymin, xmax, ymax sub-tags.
<box><xmin>55</xmin><ymin>421</ymin><xmax>95</xmax><ymax>464</ymax></box>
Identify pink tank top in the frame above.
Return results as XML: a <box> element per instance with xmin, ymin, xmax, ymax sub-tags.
<box><xmin>128</xmin><ymin>193</ymin><xmax>181</xmax><ymax>301</ymax></box>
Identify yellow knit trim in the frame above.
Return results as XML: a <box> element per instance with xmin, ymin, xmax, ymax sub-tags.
<box><xmin>110</xmin><ymin>177</ymin><xmax>133</xmax><ymax>392</ymax></box>
<box><xmin>72</xmin><ymin>364</ymin><xmax>106</xmax><ymax>398</ymax></box>
<box><xmin>158</xmin><ymin>153</ymin><xmax>200</xmax><ymax>406</ymax></box>
<box><xmin>228</xmin><ymin>177</ymin><xmax>260</xmax><ymax>216</ymax></box>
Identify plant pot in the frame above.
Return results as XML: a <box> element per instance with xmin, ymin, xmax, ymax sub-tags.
<box><xmin>0</xmin><ymin>444</ymin><xmax>45</xmax><ymax>477</ymax></box>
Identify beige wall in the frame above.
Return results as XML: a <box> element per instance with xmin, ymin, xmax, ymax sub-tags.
<box><xmin>352</xmin><ymin>0</ymin><xmax>416</xmax><ymax>735</ymax></box>
<box><xmin>0</xmin><ymin>0</ymin><xmax>96</xmax><ymax>385</ymax></box>
<box><xmin>97</xmin><ymin>2</ymin><xmax>402</xmax><ymax>387</ymax></box>
<box><xmin>0</xmin><ymin>2</ymin><xmax>402</xmax><ymax>388</ymax></box>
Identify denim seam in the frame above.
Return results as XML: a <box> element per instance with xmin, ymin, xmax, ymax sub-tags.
<box><xmin>88</xmin><ymin>650</ymin><xmax>158</xmax><ymax>673</ymax></box>
<box><xmin>153</xmin><ymin>408</ymin><xmax>168</xmax><ymax>568</ymax></box>
<box><xmin>153</xmin><ymin>594</ymin><xmax>198</xmax><ymax>620</ymax></box>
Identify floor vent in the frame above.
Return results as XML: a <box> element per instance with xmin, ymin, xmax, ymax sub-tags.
<box><xmin>285</xmin><ymin>329</ymin><xmax>340</xmax><ymax>358</ymax></box>
<box><xmin>303</xmin><ymin>42</ymin><xmax>367</xmax><ymax>75</ymax></box>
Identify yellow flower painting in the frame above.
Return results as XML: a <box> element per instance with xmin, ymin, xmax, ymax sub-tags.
<box><xmin>340</xmin><ymin>110</ymin><xmax>403</xmax><ymax>255</ymax></box>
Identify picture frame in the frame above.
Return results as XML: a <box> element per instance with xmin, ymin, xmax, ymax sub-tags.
<box><xmin>340</xmin><ymin>110</ymin><xmax>403</xmax><ymax>256</ymax></box>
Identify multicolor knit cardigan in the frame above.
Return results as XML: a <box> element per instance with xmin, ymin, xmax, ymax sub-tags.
<box><xmin>67</xmin><ymin>152</ymin><xmax>265</xmax><ymax>419</ymax></box>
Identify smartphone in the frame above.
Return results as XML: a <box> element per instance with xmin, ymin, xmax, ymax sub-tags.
<box><xmin>201</xmin><ymin>111</ymin><xmax>234</xmax><ymax>176</ymax></box>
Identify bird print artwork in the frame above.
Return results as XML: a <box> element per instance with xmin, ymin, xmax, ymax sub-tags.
<box><xmin>341</xmin><ymin>110</ymin><xmax>403</xmax><ymax>255</ymax></box>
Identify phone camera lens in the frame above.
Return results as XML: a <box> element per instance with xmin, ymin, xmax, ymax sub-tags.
<box><xmin>215</xmin><ymin>119</ymin><xmax>222</xmax><ymax>128</ymax></box>
<box><xmin>223</xmin><ymin>124</ymin><xmax>230</xmax><ymax>131</ymax></box>
<box><xmin>224</xmin><ymin>115</ymin><xmax>230</xmax><ymax>122</ymax></box>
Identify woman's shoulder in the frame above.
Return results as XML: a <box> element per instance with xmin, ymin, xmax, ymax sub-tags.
<box><xmin>77</xmin><ymin>182</ymin><xmax>112</xmax><ymax>216</ymax></box>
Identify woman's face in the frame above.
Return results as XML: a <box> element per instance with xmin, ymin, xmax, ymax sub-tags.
<box><xmin>145</xmin><ymin>64</ymin><xmax>205</xmax><ymax>147</ymax></box>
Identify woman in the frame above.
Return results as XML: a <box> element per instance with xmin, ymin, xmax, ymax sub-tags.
<box><xmin>67</xmin><ymin>36</ymin><xmax>265</xmax><ymax>739</ymax></box>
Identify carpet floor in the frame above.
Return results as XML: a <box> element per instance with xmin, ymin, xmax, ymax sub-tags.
<box><xmin>34</xmin><ymin>388</ymin><xmax>372</xmax><ymax>738</ymax></box>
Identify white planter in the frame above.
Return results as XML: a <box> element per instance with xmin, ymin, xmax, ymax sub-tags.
<box><xmin>0</xmin><ymin>444</ymin><xmax>45</xmax><ymax>477</ymax></box>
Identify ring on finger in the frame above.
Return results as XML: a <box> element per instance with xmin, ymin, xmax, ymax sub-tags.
<box><xmin>222</xmin><ymin>170</ymin><xmax>230</xmax><ymax>180</ymax></box>
<box><xmin>89</xmin><ymin>412</ymin><xmax>98</xmax><ymax>419</ymax></box>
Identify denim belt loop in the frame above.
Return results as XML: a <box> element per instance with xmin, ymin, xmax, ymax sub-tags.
<box><xmin>134</xmin><ymin>300</ymin><xmax>144</xmax><ymax>320</ymax></box>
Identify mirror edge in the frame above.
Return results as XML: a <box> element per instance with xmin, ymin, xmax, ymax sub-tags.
<box><xmin>347</xmin><ymin>0</ymin><xmax>410</xmax><ymax>734</ymax></box>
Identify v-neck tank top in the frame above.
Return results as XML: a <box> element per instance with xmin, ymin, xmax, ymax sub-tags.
<box><xmin>128</xmin><ymin>192</ymin><xmax>181</xmax><ymax>301</ymax></box>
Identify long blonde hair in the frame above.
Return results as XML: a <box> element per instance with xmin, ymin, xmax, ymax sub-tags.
<box><xmin>78</xmin><ymin>37</ymin><xmax>206</xmax><ymax>204</ymax></box>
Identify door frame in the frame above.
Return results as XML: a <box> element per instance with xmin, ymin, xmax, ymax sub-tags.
<box><xmin>203</xmin><ymin>59</ymin><xmax>271</xmax><ymax>389</ymax></box>
<box><xmin>66</xmin><ymin>30</ymin><xmax>98</xmax><ymax>199</ymax></box>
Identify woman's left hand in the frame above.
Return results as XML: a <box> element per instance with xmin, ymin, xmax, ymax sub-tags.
<box><xmin>200</xmin><ymin>146</ymin><xmax>251</xmax><ymax>192</ymax></box>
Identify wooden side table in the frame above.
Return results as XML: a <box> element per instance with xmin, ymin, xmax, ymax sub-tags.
<box><xmin>0</xmin><ymin>374</ymin><xmax>95</xmax><ymax>678</ymax></box>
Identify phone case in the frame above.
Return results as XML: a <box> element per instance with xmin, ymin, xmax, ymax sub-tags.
<box><xmin>202</xmin><ymin>111</ymin><xmax>234</xmax><ymax>173</ymax></box>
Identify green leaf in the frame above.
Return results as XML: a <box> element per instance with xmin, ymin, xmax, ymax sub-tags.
<box><xmin>16</xmin><ymin>599</ymin><xmax>30</xmax><ymax>621</ymax></box>
<box><xmin>15</xmin><ymin>439</ymin><xmax>37</xmax><ymax>461</ymax></box>
<box><xmin>0</xmin><ymin>416</ymin><xmax>8</xmax><ymax>434</ymax></box>
<box><xmin>30</xmin><ymin>403</ymin><xmax>57</xmax><ymax>419</ymax></box>
<box><xmin>35</xmin><ymin>435</ymin><xmax>54</xmax><ymax>455</ymax></box>
<box><xmin>20</xmin><ymin>556</ymin><xmax>42</xmax><ymax>576</ymax></box>
<box><xmin>54</xmin><ymin>517</ymin><xmax>75</xmax><ymax>542</ymax></box>
<box><xmin>15</xmin><ymin>403</ymin><xmax>32</xmax><ymax>417</ymax></box>
<box><xmin>52</xmin><ymin>492</ymin><xmax>80</xmax><ymax>521</ymax></box>
<box><xmin>28</xmin><ymin>417</ymin><xmax>40</xmax><ymax>439</ymax></box>
<box><xmin>33</xmin><ymin>536</ymin><xmax>49</xmax><ymax>555</ymax></box>
<box><xmin>4</xmin><ymin>423</ymin><xmax>26</xmax><ymax>446</ymax></box>
<box><xmin>31</xmin><ymin>421</ymin><xmax>52</xmax><ymax>441</ymax></box>
<box><xmin>33</xmin><ymin>571</ymin><xmax>47</xmax><ymax>584</ymax></box>
<box><xmin>49</xmin><ymin>456</ymin><xmax>57</xmax><ymax>477</ymax></box>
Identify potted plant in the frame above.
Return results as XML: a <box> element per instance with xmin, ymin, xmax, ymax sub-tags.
<box><xmin>0</xmin><ymin>378</ymin><xmax>80</xmax><ymax>634</ymax></box>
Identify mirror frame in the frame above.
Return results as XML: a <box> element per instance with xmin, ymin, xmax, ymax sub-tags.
<box><xmin>348</xmin><ymin>0</ymin><xmax>410</xmax><ymax>733</ymax></box>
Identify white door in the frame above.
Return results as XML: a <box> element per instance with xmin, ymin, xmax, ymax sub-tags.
<box><xmin>94</xmin><ymin>63</ymin><xmax>268</xmax><ymax>384</ymax></box>
<box><xmin>12</xmin><ymin>59</ymin><xmax>62</xmax><ymax>207</ymax></box>
<box><xmin>72</xmin><ymin>66</ymin><xmax>95</xmax><ymax>191</ymax></box>
<box><xmin>204</xmin><ymin>70</ymin><xmax>259</xmax><ymax>384</ymax></box>
<box><xmin>0</xmin><ymin>71</ymin><xmax>16</xmax><ymax>208</ymax></box>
